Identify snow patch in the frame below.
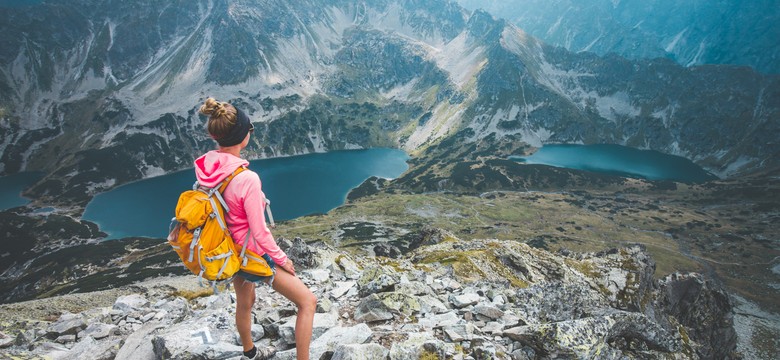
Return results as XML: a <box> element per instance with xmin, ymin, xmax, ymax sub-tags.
<box><xmin>434</xmin><ymin>32</ymin><xmax>486</xmax><ymax>90</ymax></box>
<box><xmin>664</xmin><ymin>28</ymin><xmax>688</xmax><ymax>53</ymax></box>
<box><xmin>467</xmin><ymin>102</ymin><xmax>551</xmax><ymax>147</ymax></box>
<box><xmin>367</xmin><ymin>3</ymin><xmax>445</xmax><ymax>47</ymax></box>
<box><xmin>651</xmin><ymin>104</ymin><xmax>677</xmax><ymax>128</ymax></box>
<box><xmin>717</xmin><ymin>156</ymin><xmax>756</xmax><ymax>177</ymax></box>
<box><xmin>144</xmin><ymin>166</ymin><xmax>166</xmax><ymax>178</ymax></box>
<box><xmin>87</xmin><ymin>178</ymin><xmax>117</xmax><ymax>194</ymax></box>
<box><xmin>580</xmin><ymin>33</ymin><xmax>603</xmax><ymax>53</ymax></box>
<box><xmin>343</xmin><ymin>143</ymin><xmax>363</xmax><ymax>150</ymax></box>
<box><xmin>381</xmin><ymin>78</ymin><xmax>419</xmax><ymax>100</ymax></box>
<box><xmin>591</xmin><ymin>91</ymin><xmax>640</xmax><ymax>122</ymax></box>
<box><xmin>687</xmin><ymin>40</ymin><xmax>708</xmax><ymax>66</ymax></box>
<box><xmin>308</xmin><ymin>132</ymin><xmax>326</xmax><ymax>153</ymax></box>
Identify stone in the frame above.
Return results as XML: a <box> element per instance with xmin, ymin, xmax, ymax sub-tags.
<box><xmin>278</xmin><ymin>237</ymin><xmax>319</xmax><ymax>269</ymax></box>
<box><xmin>395</xmin><ymin>280</ymin><xmax>430</xmax><ymax>296</ymax></box>
<box><xmin>389</xmin><ymin>332</ymin><xmax>453</xmax><ymax>360</ymax></box>
<box><xmin>655</xmin><ymin>272</ymin><xmax>737</xmax><ymax>359</ymax></box>
<box><xmin>332</xmin><ymin>343</ymin><xmax>389</xmax><ymax>360</ymax></box>
<box><xmin>83</xmin><ymin>323</ymin><xmax>118</xmax><ymax>340</ymax></box>
<box><xmin>354</xmin><ymin>292</ymin><xmax>421</xmax><ymax>323</ymax></box>
<box><xmin>336</xmin><ymin>256</ymin><xmax>362</xmax><ymax>280</ymax></box>
<box><xmin>418</xmin><ymin>295</ymin><xmax>449</xmax><ymax>314</ymax></box>
<box><xmin>278</xmin><ymin>312</ymin><xmax>339</xmax><ymax>345</ymax></box>
<box><xmin>46</xmin><ymin>313</ymin><xmax>87</xmax><ymax>338</ymax></box>
<box><xmin>307</xmin><ymin>268</ymin><xmax>331</xmax><ymax>282</ymax></box>
<box><xmin>450</xmin><ymin>293</ymin><xmax>480</xmax><ymax>308</ymax></box>
<box><xmin>473</xmin><ymin>304</ymin><xmax>504</xmax><ymax>320</ymax></box>
<box><xmin>55</xmin><ymin>334</ymin><xmax>76</xmax><ymax>344</ymax></box>
<box><xmin>511</xmin><ymin>348</ymin><xmax>534</xmax><ymax>360</ymax></box>
<box><xmin>113</xmin><ymin>294</ymin><xmax>149</xmax><ymax>313</ymax></box>
<box><xmin>80</xmin><ymin>307</ymin><xmax>112</xmax><ymax>324</ymax></box>
<box><xmin>0</xmin><ymin>331</ymin><xmax>13</xmax><ymax>348</ymax></box>
<box><xmin>418</xmin><ymin>312</ymin><xmax>460</xmax><ymax>329</ymax></box>
<box><xmin>274</xmin><ymin>323</ymin><xmax>373</xmax><ymax>360</ymax></box>
<box><xmin>115</xmin><ymin>322</ymin><xmax>166</xmax><ymax>360</ymax></box>
<box><xmin>151</xmin><ymin>309</ymin><xmax>243</xmax><ymax>360</ymax></box>
<box><xmin>481</xmin><ymin>321</ymin><xmax>504</xmax><ymax>335</ymax></box>
<box><xmin>330</xmin><ymin>281</ymin><xmax>356</xmax><ymax>299</ymax></box>
<box><xmin>373</xmin><ymin>243</ymin><xmax>402</xmax><ymax>258</ymax></box>
<box><xmin>141</xmin><ymin>312</ymin><xmax>156</xmax><ymax>323</ymax></box>
<box><xmin>443</xmin><ymin>323</ymin><xmax>475</xmax><ymax>342</ymax></box>
<box><xmin>471</xmin><ymin>345</ymin><xmax>497</xmax><ymax>360</ymax></box>
<box><xmin>252</xmin><ymin>324</ymin><xmax>266</xmax><ymax>341</ymax></box>
<box><xmin>232</xmin><ymin>324</ymin><xmax>265</xmax><ymax>346</ymax></box>
<box><xmin>316</xmin><ymin>297</ymin><xmax>333</xmax><ymax>313</ymax></box>
<box><xmin>157</xmin><ymin>297</ymin><xmax>190</xmax><ymax>322</ymax></box>
<box><xmin>358</xmin><ymin>266</ymin><xmax>400</xmax><ymax>296</ymax></box>
<box><xmin>503</xmin><ymin>311</ymin><xmax>678</xmax><ymax>359</ymax></box>
<box><xmin>56</xmin><ymin>336</ymin><xmax>122</xmax><ymax>360</ymax></box>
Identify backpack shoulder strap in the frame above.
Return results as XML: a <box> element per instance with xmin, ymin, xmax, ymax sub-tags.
<box><xmin>217</xmin><ymin>166</ymin><xmax>247</xmax><ymax>193</ymax></box>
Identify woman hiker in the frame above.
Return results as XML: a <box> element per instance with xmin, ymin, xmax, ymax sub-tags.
<box><xmin>196</xmin><ymin>97</ymin><xmax>317</xmax><ymax>360</ymax></box>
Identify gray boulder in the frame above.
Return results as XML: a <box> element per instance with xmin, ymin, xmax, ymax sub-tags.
<box><xmin>354</xmin><ymin>292</ymin><xmax>421</xmax><ymax>322</ymax></box>
<box><xmin>113</xmin><ymin>294</ymin><xmax>149</xmax><ymax>313</ymax></box>
<box><xmin>388</xmin><ymin>332</ymin><xmax>454</xmax><ymax>360</ymax></box>
<box><xmin>54</xmin><ymin>336</ymin><xmax>122</xmax><ymax>360</ymax></box>
<box><xmin>151</xmin><ymin>310</ymin><xmax>242</xmax><ymax>360</ymax></box>
<box><xmin>275</xmin><ymin>323</ymin><xmax>373</xmax><ymax>360</ymax></box>
<box><xmin>654</xmin><ymin>272</ymin><xmax>737</xmax><ymax>359</ymax></box>
<box><xmin>278</xmin><ymin>237</ymin><xmax>319</xmax><ymax>269</ymax></box>
<box><xmin>46</xmin><ymin>313</ymin><xmax>87</xmax><ymax>338</ymax></box>
<box><xmin>449</xmin><ymin>292</ymin><xmax>480</xmax><ymax>308</ymax></box>
<box><xmin>504</xmin><ymin>311</ymin><xmax>679</xmax><ymax>358</ymax></box>
<box><xmin>358</xmin><ymin>266</ymin><xmax>400</xmax><ymax>296</ymax></box>
<box><xmin>332</xmin><ymin>343</ymin><xmax>389</xmax><ymax>360</ymax></box>
<box><xmin>336</xmin><ymin>256</ymin><xmax>362</xmax><ymax>280</ymax></box>
<box><xmin>0</xmin><ymin>331</ymin><xmax>14</xmax><ymax>348</ymax></box>
<box><xmin>82</xmin><ymin>323</ymin><xmax>118</xmax><ymax>340</ymax></box>
<box><xmin>278</xmin><ymin>312</ymin><xmax>339</xmax><ymax>345</ymax></box>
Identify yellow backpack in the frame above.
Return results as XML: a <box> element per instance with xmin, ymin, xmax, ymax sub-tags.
<box><xmin>167</xmin><ymin>167</ymin><xmax>274</xmax><ymax>290</ymax></box>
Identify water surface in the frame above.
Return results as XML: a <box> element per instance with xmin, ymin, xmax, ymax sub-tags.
<box><xmin>511</xmin><ymin>144</ymin><xmax>716</xmax><ymax>183</ymax></box>
<box><xmin>83</xmin><ymin>149</ymin><xmax>409</xmax><ymax>239</ymax></box>
<box><xmin>0</xmin><ymin>172</ymin><xmax>44</xmax><ymax>211</ymax></box>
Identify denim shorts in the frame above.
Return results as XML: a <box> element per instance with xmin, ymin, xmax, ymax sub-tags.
<box><xmin>235</xmin><ymin>253</ymin><xmax>276</xmax><ymax>286</ymax></box>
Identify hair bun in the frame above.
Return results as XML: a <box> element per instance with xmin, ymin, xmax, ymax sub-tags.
<box><xmin>199</xmin><ymin>97</ymin><xmax>227</xmax><ymax>118</ymax></box>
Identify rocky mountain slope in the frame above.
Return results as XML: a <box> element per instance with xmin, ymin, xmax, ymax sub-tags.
<box><xmin>1</xmin><ymin>170</ymin><xmax>778</xmax><ymax>358</ymax></box>
<box><xmin>0</xmin><ymin>0</ymin><xmax>778</xmax><ymax>210</ymax></box>
<box><xmin>0</xmin><ymin>236</ymin><xmax>745</xmax><ymax>359</ymax></box>
<box><xmin>457</xmin><ymin>0</ymin><xmax>780</xmax><ymax>74</ymax></box>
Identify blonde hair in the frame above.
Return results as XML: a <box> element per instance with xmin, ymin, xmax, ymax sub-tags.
<box><xmin>199</xmin><ymin>97</ymin><xmax>237</xmax><ymax>140</ymax></box>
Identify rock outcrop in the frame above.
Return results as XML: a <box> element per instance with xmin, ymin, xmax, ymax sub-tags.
<box><xmin>0</xmin><ymin>235</ymin><xmax>737</xmax><ymax>359</ymax></box>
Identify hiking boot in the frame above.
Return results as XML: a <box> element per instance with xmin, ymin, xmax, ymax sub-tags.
<box><xmin>240</xmin><ymin>346</ymin><xmax>276</xmax><ymax>360</ymax></box>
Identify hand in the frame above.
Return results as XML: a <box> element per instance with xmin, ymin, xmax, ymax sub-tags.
<box><xmin>280</xmin><ymin>259</ymin><xmax>296</xmax><ymax>276</ymax></box>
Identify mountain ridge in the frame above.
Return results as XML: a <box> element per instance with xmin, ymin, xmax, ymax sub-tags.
<box><xmin>0</xmin><ymin>0</ymin><xmax>777</xmax><ymax>211</ymax></box>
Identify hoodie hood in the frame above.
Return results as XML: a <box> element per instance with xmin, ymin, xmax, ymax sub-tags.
<box><xmin>194</xmin><ymin>150</ymin><xmax>250</xmax><ymax>188</ymax></box>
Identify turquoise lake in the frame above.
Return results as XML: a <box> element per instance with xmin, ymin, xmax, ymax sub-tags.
<box><xmin>83</xmin><ymin>149</ymin><xmax>409</xmax><ymax>239</ymax></box>
<box><xmin>511</xmin><ymin>144</ymin><xmax>717</xmax><ymax>183</ymax></box>
<box><xmin>0</xmin><ymin>172</ymin><xmax>43</xmax><ymax>210</ymax></box>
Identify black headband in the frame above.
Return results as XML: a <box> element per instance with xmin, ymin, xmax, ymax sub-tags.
<box><xmin>214</xmin><ymin>106</ymin><xmax>251</xmax><ymax>147</ymax></box>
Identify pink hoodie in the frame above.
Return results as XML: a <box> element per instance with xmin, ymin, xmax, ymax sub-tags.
<box><xmin>194</xmin><ymin>150</ymin><xmax>288</xmax><ymax>266</ymax></box>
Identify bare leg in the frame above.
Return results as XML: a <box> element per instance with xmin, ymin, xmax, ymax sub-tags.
<box><xmin>272</xmin><ymin>267</ymin><xmax>317</xmax><ymax>360</ymax></box>
<box><xmin>233</xmin><ymin>276</ymin><xmax>257</xmax><ymax>352</ymax></box>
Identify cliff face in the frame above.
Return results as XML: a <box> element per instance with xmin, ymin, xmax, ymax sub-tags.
<box><xmin>0</xmin><ymin>236</ymin><xmax>739</xmax><ymax>359</ymax></box>
<box><xmin>0</xmin><ymin>0</ymin><xmax>777</xmax><ymax>210</ymax></box>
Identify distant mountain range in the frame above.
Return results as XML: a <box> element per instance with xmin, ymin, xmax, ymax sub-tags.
<box><xmin>457</xmin><ymin>0</ymin><xmax>780</xmax><ymax>74</ymax></box>
<box><xmin>0</xmin><ymin>0</ymin><xmax>777</xmax><ymax>208</ymax></box>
